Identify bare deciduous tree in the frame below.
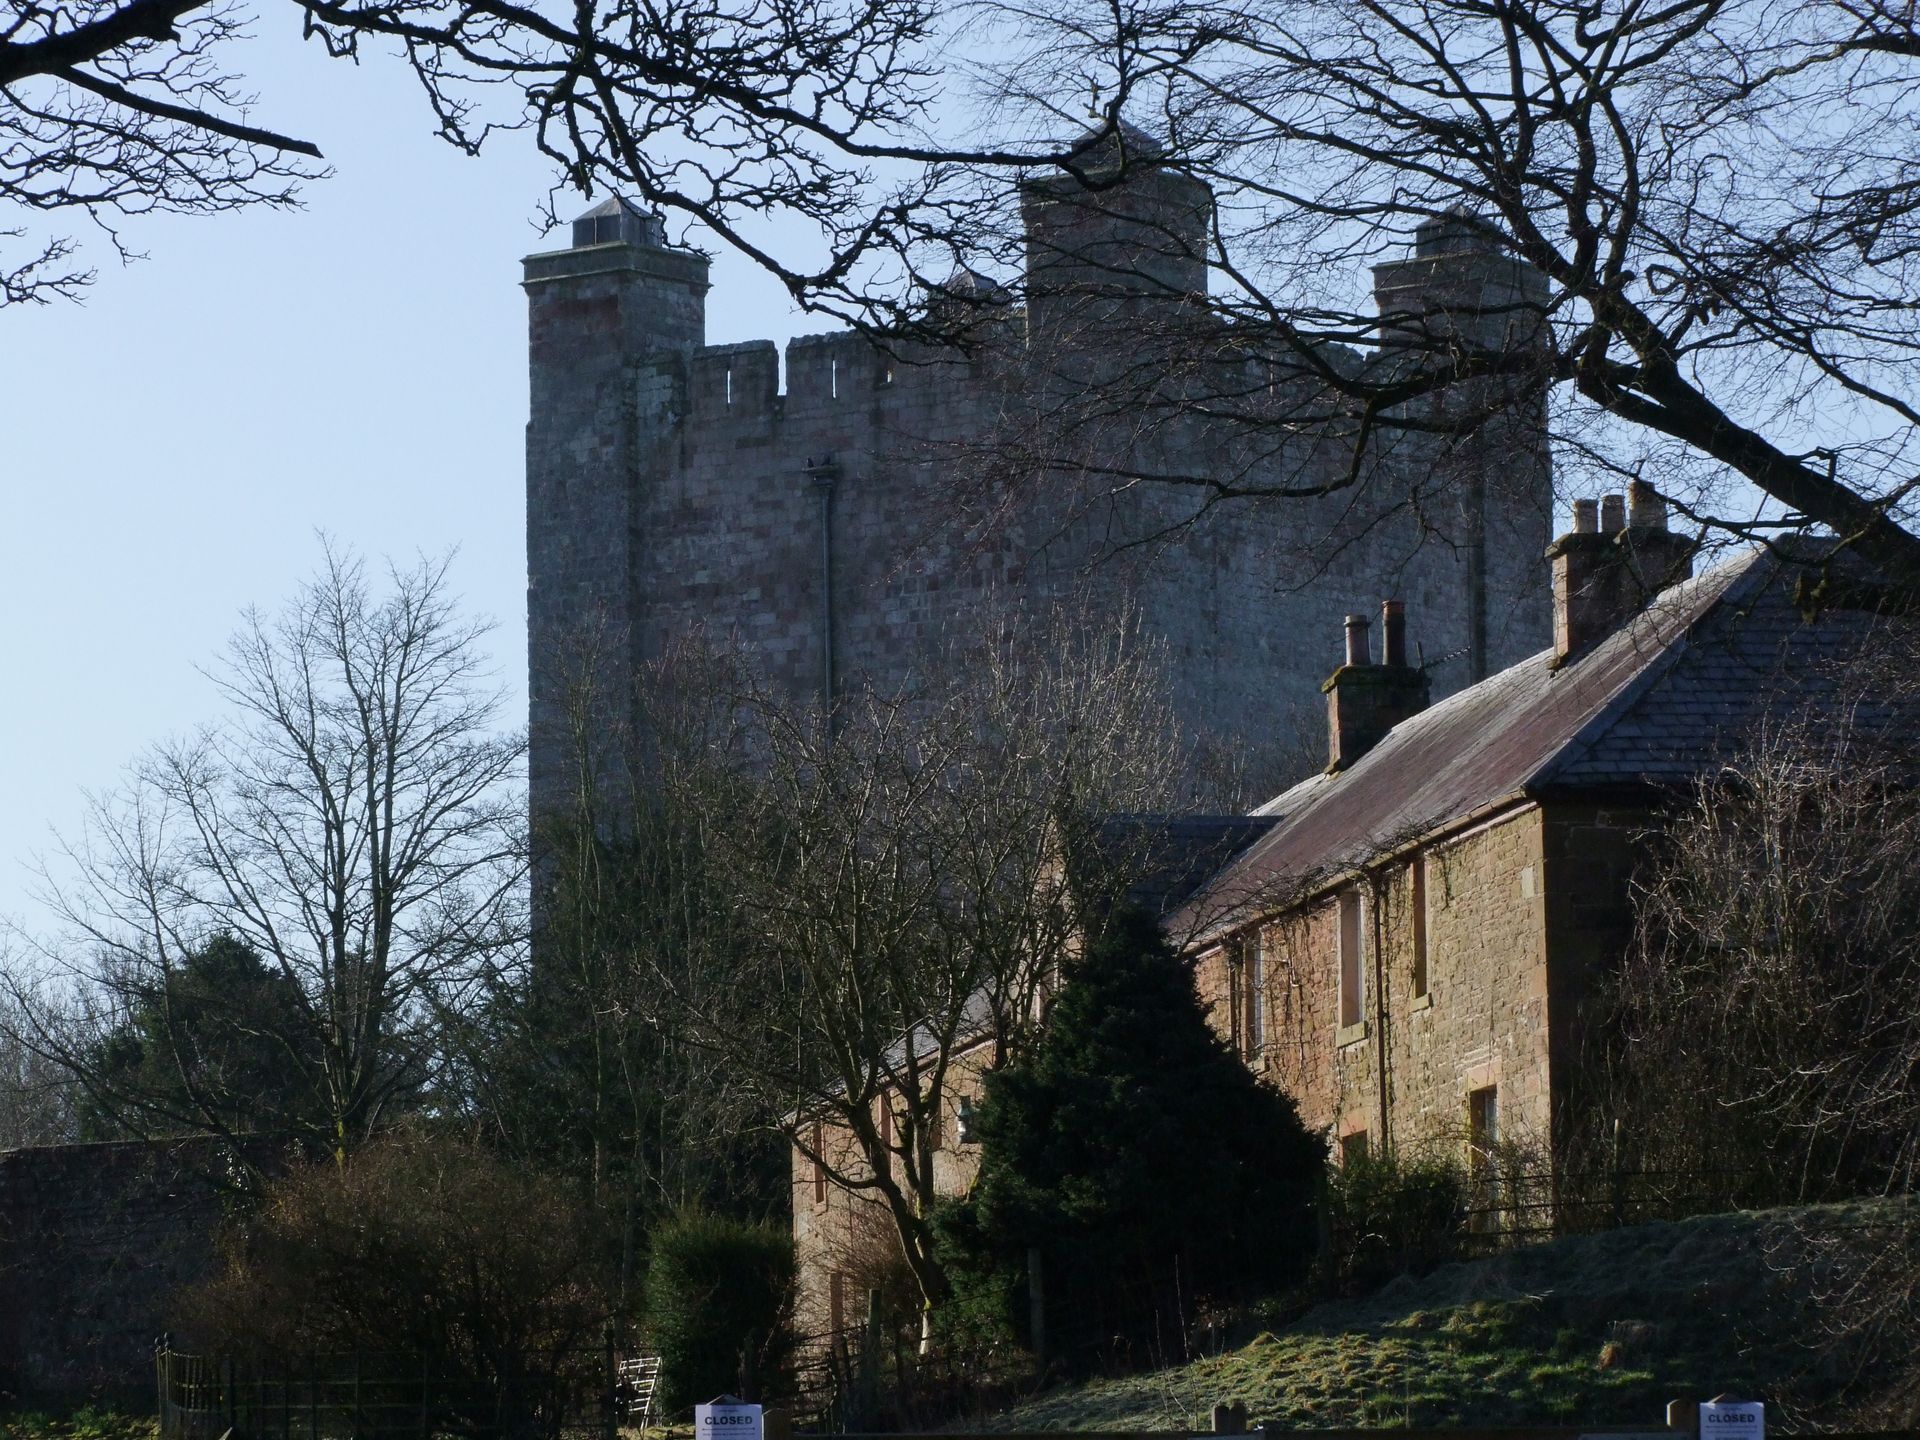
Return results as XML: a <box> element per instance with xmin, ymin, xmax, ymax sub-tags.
<box><xmin>462</xmin><ymin>626</ymin><xmax>780</xmax><ymax>1313</ymax></box>
<box><xmin>625</xmin><ymin>605</ymin><xmax>1182</xmax><ymax>1312</ymax></box>
<box><xmin>0</xmin><ymin>0</ymin><xmax>1097</xmax><ymax>306</ymax></box>
<box><xmin>1601</xmin><ymin>678</ymin><xmax>1920</xmax><ymax>1200</ymax></box>
<box><xmin>4</xmin><ymin>544</ymin><xmax>523</xmax><ymax>1165</ymax></box>
<box><xmin>924</xmin><ymin>0</ymin><xmax>1920</xmax><ymax>583</ymax></box>
<box><xmin>0</xmin><ymin>973</ymin><xmax>78</xmax><ymax>1148</ymax></box>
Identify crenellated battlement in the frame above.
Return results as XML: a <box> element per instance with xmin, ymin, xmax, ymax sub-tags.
<box><xmin>523</xmin><ymin>150</ymin><xmax>1556</xmax><ymax>834</ymax></box>
<box><xmin>683</xmin><ymin>330</ymin><xmax>983</xmax><ymax>430</ymax></box>
<box><xmin>689</xmin><ymin>340</ymin><xmax>780</xmax><ymax>417</ymax></box>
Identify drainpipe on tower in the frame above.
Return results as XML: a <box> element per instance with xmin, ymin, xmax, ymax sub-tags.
<box><xmin>804</xmin><ymin>457</ymin><xmax>840</xmax><ymax>723</ymax></box>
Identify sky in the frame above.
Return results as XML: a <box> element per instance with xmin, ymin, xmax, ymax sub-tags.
<box><xmin>0</xmin><ymin>14</ymin><xmax>804</xmax><ymax>928</ymax></box>
<box><xmin>0</xmin><ymin>13</ymin><xmax>1794</xmax><ymax>937</ymax></box>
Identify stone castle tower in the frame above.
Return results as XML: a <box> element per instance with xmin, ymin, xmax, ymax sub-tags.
<box><xmin>523</xmin><ymin>140</ymin><xmax>1554</xmax><ymax>823</ymax></box>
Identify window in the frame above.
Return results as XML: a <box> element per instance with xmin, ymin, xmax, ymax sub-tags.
<box><xmin>957</xmin><ymin>1095</ymin><xmax>978</xmax><ymax>1145</ymax></box>
<box><xmin>1467</xmin><ymin>1085</ymin><xmax>1499</xmax><ymax>1233</ymax></box>
<box><xmin>1338</xmin><ymin>889</ymin><xmax>1365</xmax><ymax>1029</ymax></box>
<box><xmin>1225</xmin><ymin>945</ymin><xmax>1243</xmax><ymax>1049</ymax></box>
<box><xmin>927</xmin><ymin>1092</ymin><xmax>942</xmax><ymax>1148</ymax></box>
<box><xmin>1410</xmin><ymin>855</ymin><xmax>1430</xmax><ymax>1000</ymax></box>
<box><xmin>828</xmin><ymin>1270</ymin><xmax>845</xmax><ymax>1335</ymax></box>
<box><xmin>1468</xmin><ymin>1085</ymin><xmax>1498</xmax><ymax>1170</ymax></box>
<box><xmin>811</xmin><ymin>1120</ymin><xmax>826</xmax><ymax>1206</ymax></box>
<box><xmin>1245</xmin><ymin>930</ymin><xmax>1268</xmax><ymax>1060</ymax></box>
<box><xmin>1340</xmin><ymin>1129</ymin><xmax>1370</xmax><ymax>1167</ymax></box>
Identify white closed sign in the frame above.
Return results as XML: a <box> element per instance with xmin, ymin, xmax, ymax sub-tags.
<box><xmin>696</xmin><ymin>1402</ymin><xmax>763</xmax><ymax>1440</ymax></box>
<box><xmin>1700</xmin><ymin>1400</ymin><xmax>1763</xmax><ymax>1440</ymax></box>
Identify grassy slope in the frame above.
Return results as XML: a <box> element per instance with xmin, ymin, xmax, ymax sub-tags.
<box><xmin>0</xmin><ymin>1411</ymin><xmax>156</xmax><ymax>1440</ymax></box>
<box><xmin>979</xmin><ymin>1204</ymin><xmax>1898</xmax><ymax>1432</ymax></box>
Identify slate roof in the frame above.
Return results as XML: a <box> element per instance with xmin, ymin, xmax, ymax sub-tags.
<box><xmin>1093</xmin><ymin>814</ymin><xmax>1283</xmax><ymax>919</ymax></box>
<box><xmin>1174</xmin><ymin>542</ymin><xmax>1914</xmax><ymax>942</ymax></box>
<box><xmin>858</xmin><ymin>817</ymin><xmax>1285</xmax><ymax>1081</ymax></box>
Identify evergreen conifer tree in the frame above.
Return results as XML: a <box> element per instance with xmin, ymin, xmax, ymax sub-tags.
<box><xmin>939</xmin><ymin>907</ymin><xmax>1323</xmax><ymax>1355</ymax></box>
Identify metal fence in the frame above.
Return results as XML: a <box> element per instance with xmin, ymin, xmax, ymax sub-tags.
<box><xmin>791</xmin><ymin>1313</ymin><xmax>1036</xmax><ymax>1435</ymax></box>
<box><xmin>789</xmin><ymin>1271</ymin><xmax>1231</xmax><ymax>1434</ymax></box>
<box><xmin>154</xmin><ymin>1341</ymin><xmax>623</xmax><ymax>1440</ymax></box>
<box><xmin>1456</xmin><ymin>1165</ymin><xmax>1755</xmax><ymax>1247</ymax></box>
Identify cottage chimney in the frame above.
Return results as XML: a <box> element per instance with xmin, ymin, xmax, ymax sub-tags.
<box><xmin>1546</xmin><ymin>482</ymin><xmax>1695</xmax><ymax>663</ymax></box>
<box><xmin>1325</xmin><ymin>602</ymin><xmax>1431</xmax><ymax>772</ymax></box>
<box><xmin>1620</xmin><ymin>480</ymin><xmax>1695</xmax><ymax>598</ymax></box>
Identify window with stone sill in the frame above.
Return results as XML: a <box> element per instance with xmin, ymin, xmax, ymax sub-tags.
<box><xmin>1467</xmin><ymin>1085</ymin><xmax>1500</xmax><ymax>1233</ymax></box>
<box><xmin>811</xmin><ymin>1120</ymin><xmax>827</xmax><ymax>1208</ymax></box>
<box><xmin>1246</xmin><ymin>930</ymin><xmax>1268</xmax><ymax>1062</ymax></box>
<box><xmin>876</xmin><ymin>1096</ymin><xmax>898</xmax><ymax>1184</ymax></box>
<box><xmin>1410</xmin><ymin>853</ymin><xmax>1430</xmax><ymax>1001</ymax></box>
<box><xmin>1224</xmin><ymin>944</ymin><xmax>1243</xmax><ymax>1051</ymax></box>
<box><xmin>1337</xmin><ymin>887</ymin><xmax>1365</xmax><ymax>1030</ymax></box>
<box><xmin>1340</xmin><ymin>1129</ymin><xmax>1370</xmax><ymax>1167</ymax></box>
<box><xmin>1468</xmin><ymin>1085</ymin><xmax>1499</xmax><ymax>1172</ymax></box>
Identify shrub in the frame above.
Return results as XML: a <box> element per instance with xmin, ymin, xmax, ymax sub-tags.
<box><xmin>645</xmin><ymin>1211</ymin><xmax>795</xmax><ymax>1411</ymax></box>
<box><xmin>175</xmin><ymin>1131</ymin><xmax>610</xmax><ymax>1377</ymax></box>
<box><xmin>1321</xmin><ymin>1146</ymin><xmax>1467</xmax><ymax>1291</ymax></box>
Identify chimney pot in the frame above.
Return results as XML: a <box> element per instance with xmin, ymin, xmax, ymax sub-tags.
<box><xmin>1628</xmin><ymin>479</ymin><xmax>1668</xmax><ymax>530</ymax></box>
<box><xmin>1344</xmin><ymin>614</ymin><xmax>1372</xmax><ymax>667</ymax></box>
<box><xmin>1601</xmin><ymin>493</ymin><xmax>1627</xmax><ymax>533</ymax></box>
<box><xmin>1381</xmin><ymin>599</ymin><xmax>1408</xmax><ymax>667</ymax></box>
<box><xmin>1572</xmin><ymin>498</ymin><xmax>1598</xmax><ymax>534</ymax></box>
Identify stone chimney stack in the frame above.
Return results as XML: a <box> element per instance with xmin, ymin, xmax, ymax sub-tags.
<box><xmin>1546</xmin><ymin>481</ymin><xmax>1694</xmax><ymax>664</ymax></box>
<box><xmin>1325</xmin><ymin>601</ymin><xmax>1431</xmax><ymax>772</ymax></box>
<box><xmin>1619</xmin><ymin>479</ymin><xmax>1695</xmax><ymax>596</ymax></box>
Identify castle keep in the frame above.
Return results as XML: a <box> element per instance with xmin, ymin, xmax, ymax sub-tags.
<box><xmin>523</xmin><ymin>136</ymin><xmax>1555</xmax><ymax>821</ymax></box>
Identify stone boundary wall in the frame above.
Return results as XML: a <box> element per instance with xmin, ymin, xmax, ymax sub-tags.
<box><xmin>0</xmin><ymin>1137</ymin><xmax>269</xmax><ymax>1403</ymax></box>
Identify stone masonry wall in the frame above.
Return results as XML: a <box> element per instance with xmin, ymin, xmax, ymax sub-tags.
<box><xmin>1539</xmin><ymin>798</ymin><xmax>1654</xmax><ymax>1156</ymax></box>
<box><xmin>524</xmin><ymin>185</ymin><xmax>1556</xmax><ymax>828</ymax></box>
<box><xmin>0</xmin><ymin>1138</ymin><xmax>255</xmax><ymax>1402</ymax></box>
<box><xmin>789</xmin><ymin>798</ymin><xmax>1657</xmax><ymax>1324</ymax></box>
<box><xmin>1192</xmin><ymin>805</ymin><xmax>1553</xmax><ymax>1161</ymax></box>
<box><xmin>789</xmin><ymin>1041</ymin><xmax>993</xmax><ymax>1343</ymax></box>
<box><xmin>524</xmin><ymin>238</ymin><xmax>709</xmax><ymax>823</ymax></box>
<box><xmin>543</xmin><ymin>181</ymin><xmax>1561</xmax><ymax>1323</ymax></box>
